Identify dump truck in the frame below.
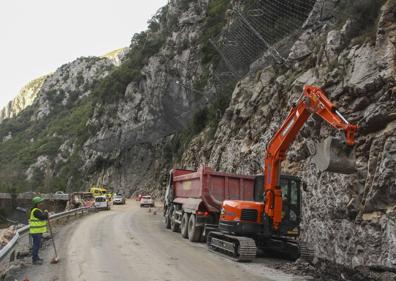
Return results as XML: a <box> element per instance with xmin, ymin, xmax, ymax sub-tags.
<box><xmin>164</xmin><ymin>166</ymin><xmax>257</xmax><ymax>242</ymax></box>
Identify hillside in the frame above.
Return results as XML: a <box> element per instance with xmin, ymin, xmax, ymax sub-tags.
<box><xmin>0</xmin><ymin>0</ymin><xmax>395</xmax><ymax>277</ymax></box>
<box><xmin>0</xmin><ymin>75</ymin><xmax>48</xmax><ymax>123</ymax></box>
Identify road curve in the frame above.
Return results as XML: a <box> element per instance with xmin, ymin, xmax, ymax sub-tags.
<box><xmin>13</xmin><ymin>201</ymin><xmax>308</xmax><ymax>281</ymax></box>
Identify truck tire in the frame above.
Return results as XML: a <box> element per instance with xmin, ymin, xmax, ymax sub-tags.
<box><xmin>170</xmin><ymin>211</ymin><xmax>179</xmax><ymax>232</ymax></box>
<box><xmin>181</xmin><ymin>213</ymin><xmax>189</xmax><ymax>238</ymax></box>
<box><xmin>188</xmin><ymin>214</ymin><xmax>202</xmax><ymax>242</ymax></box>
<box><xmin>164</xmin><ymin>209</ymin><xmax>171</xmax><ymax>229</ymax></box>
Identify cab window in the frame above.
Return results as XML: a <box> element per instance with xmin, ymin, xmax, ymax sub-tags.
<box><xmin>290</xmin><ymin>180</ymin><xmax>298</xmax><ymax>205</ymax></box>
<box><xmin>279</xmin><ymin>179</ymin><xmax>289</xmax><ymax>201</ymax></box>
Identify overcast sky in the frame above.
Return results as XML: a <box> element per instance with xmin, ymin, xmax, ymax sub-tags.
<box><xmin>0</xmin><ymin>0</ymin><xmax>167</xmax><ymax>108</ymax></box>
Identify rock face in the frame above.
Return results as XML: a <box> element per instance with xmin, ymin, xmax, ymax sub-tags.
<box><xmin>0</xmin><ymin>75</ymin><xmax>47</xmax><ymax>123</ymax></box>
<box><xmin>80</xmin><ymin>0</ymin><xmax>212</xmax><ymax>194</ymax></box>
<box><xmin>181</xmin><ymin>0</ymin><xmax>396</xmax><ymax>272</ymax></box>
<box><xmin>34</xmin><ymin>56</ymin><xmax>114</xmax><ymax>120</ymax></box>
<box><xmin>0</xmin><ymin>50</ymin><xmax>124</xmax><ymax>123</ymax></box>
<box><xmin>0</xmin><ymin>225</ymin><xmax>17</xmax><ymax>248</ymax></box>
<box><xmin>102</xmin><ymin>48</ymin><xmax>130</xmax><ymax>66</ymax></box>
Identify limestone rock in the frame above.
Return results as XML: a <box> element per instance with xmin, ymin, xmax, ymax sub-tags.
<box><xmin>0</xmin><ymin>226</ymin><xmax>16</xmax><ymax>248</ymax></box>
<box><xmin>288</xmin><ymin>31</ymin><xmax>313</xmax><ymax>61</ymax></box>
<box><xmin>0</xmin><ymin>75</ymin><xmax>48</xmax><ymax>123</ymax></box>
<box><xmin>326</xmin><ymin>30</ymin><xmax>343</xmax><ymax>60</ymax></box>
<box><xmin>34</xmin><ymin>56</ymin><xmax>114</xmax><ymax>120</ymax></box>
<box><xmin>102</xmin><ymin>47</ymin><xmax>130</xmax><ymax>66</ymax></box>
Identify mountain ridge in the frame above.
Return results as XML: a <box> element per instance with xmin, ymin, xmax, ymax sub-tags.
<box><xmin>0</xmin><ymin>47</ymin><xmax>129</xmax><ymax>123</ymax></box>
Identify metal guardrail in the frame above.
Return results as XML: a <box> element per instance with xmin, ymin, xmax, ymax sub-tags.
<box><xmin>0</xmin><ymin>207</ymin><xmax>91</xmax><ymax>272</ymax></box>
<box><xmin>0</xmin><ymin>193</ymin><xmax>70</xmax><ymax>201</ymax></box>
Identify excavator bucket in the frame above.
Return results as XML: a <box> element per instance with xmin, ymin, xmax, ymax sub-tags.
<box><xmin>311</xmin><ymin>137</ymin><xmax>356</xmax><ymax>174</ymax></box>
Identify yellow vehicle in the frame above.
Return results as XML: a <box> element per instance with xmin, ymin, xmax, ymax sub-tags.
<box><xmin>90</xmin><ymin>186</ymin><xmax>107</xmax><ymax>197</ymax></box>
<box><xmin>89</xmin><ymin>186</ymin><xmax>113</xmax><ymax>202</ymax></box>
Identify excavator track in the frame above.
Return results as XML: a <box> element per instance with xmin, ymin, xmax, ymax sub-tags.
<box><xmin>207</xmin><ymin>232</ymin><xmax>257</xmax><ymax>262</ymax></box>
<box><xmin>299</xmin><ymin>241</ymin><xmax>315</xmax><ymax>263</ymax></box>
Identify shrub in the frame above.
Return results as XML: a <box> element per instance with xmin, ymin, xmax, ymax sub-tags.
<box><xmin>192</xmin><ymin>107</ymin><xmax>209</xmax><ymax>134</ymax></box>
<box><xmin>179</xmin><ymin>0</ymin><xmax>191</xmax><ymax>11</ymax></box>
<box><xmin>199</xmin><ymin>0</ymin><xmax>232</xmax><ymax>65</ymax></box>
<box><xmin>76</xmin><ymin>71</ymin><xmax>84</xmax><ymax>87</ymax></box>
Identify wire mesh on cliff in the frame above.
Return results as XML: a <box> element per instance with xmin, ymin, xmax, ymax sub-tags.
<box><xmin>211</xmin><ymin>0</ymin><xmax>317</xmax><ymax>78</ymax></box>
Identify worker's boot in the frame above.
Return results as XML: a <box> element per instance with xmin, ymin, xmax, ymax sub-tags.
<box><xmin>32</xmin><ymin>260</ymin><xmax>43</xmax><ymax>265</ymax></box>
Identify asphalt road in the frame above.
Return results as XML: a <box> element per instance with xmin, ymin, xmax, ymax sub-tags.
<box><xmin>12</xmin><ymin>200</ymin><xmax>309</xmax><ymax>281</ymax></box>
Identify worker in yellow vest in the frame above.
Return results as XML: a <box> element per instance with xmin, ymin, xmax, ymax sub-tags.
<box><xmin>29</xmin><ymin>197</ymin><xmax>49</xmax><ymax>265</ymax></box>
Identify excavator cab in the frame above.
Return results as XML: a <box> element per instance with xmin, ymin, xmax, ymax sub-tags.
<box><xmin>278</xmin><ymin>176</ymin><xmax>301</xmax><ymax>237</ymax></box>
<box><xmin>254</xmin><ymin>175</ymin><xmax>301</xmax><ymax>237</ymax></box>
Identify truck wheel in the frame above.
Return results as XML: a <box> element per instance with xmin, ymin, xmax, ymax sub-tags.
<box><xmin>180</xmin><ymin>213</ymin><xmax>189</xmax><ymax>238</ymax></box>
<box><xmin>164</xmin><ymin>209</ymin><xmax>171</xmax><ymax>229</ymax></box>
<box><xmin>170</xmin><ymin>211</ymin><xmax>179</xmax><ymax>232</ymax></box>
<box><xmin>188</xmin><ymin>214</ymin><xmax>202</xmax><ymax>242</ymax></box>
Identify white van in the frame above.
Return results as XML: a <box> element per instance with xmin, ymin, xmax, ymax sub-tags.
<box><xmin>94</xmin><ymin>196</ymin><xmax>110</xmax><ymax>210</ymax></box>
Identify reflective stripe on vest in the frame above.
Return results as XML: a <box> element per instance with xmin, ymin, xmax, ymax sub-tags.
<box><xmin>29</xmin><ymin>208</ymin><xmax>47</xmax><ymax>234</ymax></box>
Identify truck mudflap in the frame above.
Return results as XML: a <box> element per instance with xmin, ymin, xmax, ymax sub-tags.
<box><xmin>173</xmin><ymin>198</ymin><xmax>203</xmax><ymax>212</ymax></box>
<box><xmin>207</xmin><ymin>231</ymin><xmax>257</xmax><ymax>262</ymax></box>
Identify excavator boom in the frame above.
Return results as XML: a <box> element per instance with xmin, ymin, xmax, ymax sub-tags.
<box><xmin>265</xmin><ymin>85</ymin><xmax>358</xmax><ymax>229</ymax></box>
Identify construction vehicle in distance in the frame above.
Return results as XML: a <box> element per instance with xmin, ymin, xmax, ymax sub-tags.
<box><xmin>207</xmin><ymin>85</ymin><xmax>358</xmax><ymax>261</ymax></box>
<box><xmin>89</xmin><ymin>186</ymin><xmax>113</xmax><ymax>202</ymax></box>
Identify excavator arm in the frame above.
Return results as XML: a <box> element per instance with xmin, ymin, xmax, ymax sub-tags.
<box><xmin>264</xmin><ymin>85</ymin><xmax>358</xmax><ymax>230</ymax></box>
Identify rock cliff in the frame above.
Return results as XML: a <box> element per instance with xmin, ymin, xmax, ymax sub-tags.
<box><xmin>181</xmin><ymin>0</ymin><xmax>396</xmax><ymax>274</ymax></box>
<box><xmin>79</xmin><ymin>0</ymin><xmax>216</xmax><ymax>192</ymax></box>
<box><xmin>0</xmin><ymin>75</ymin><xmax>48</xmax><ymax>123</ymax></box>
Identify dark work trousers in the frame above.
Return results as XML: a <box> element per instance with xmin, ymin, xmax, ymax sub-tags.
<box><xmin>31</xmin><ymin>233</ymin><xmax>42</xmax><ymax>262</ymax></box>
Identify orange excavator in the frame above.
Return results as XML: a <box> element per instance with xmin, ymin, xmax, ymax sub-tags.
<box><xmin>207</xmin><ymin>85</ymin><xmax>358</xmax><ymax>261</ymax></box>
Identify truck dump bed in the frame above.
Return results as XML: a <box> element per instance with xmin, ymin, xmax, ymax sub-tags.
<box><xmin>172</xmin><ymin>166</ymin><xmax>255</xmax><ymax>213</ymax></box>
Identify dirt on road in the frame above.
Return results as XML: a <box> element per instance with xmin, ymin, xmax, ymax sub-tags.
<box><xmin>9</xmin><ymin>200</ymin><xmax>311</xmax><ymax>281</ymax></box>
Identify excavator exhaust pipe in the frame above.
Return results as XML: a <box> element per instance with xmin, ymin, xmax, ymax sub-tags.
<box><xmin>311</xmin><ymin>137</ymin><xmax>356</xmax><ymax>174</ymax></box>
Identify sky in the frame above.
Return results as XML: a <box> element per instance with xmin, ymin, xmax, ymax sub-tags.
<box><xmin>0</xmin><ymin>0</ymin><xmax>167</xmax><ymax>108</ymax></box>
